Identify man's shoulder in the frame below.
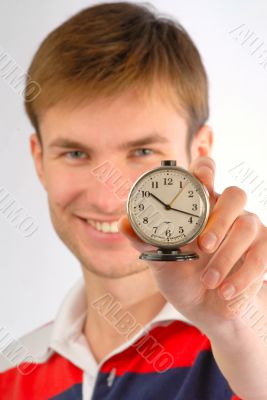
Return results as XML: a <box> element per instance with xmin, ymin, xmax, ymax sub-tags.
<box><xmin>0</xmin><ymin>321</ymin><xmax>54</xmax><ymax>374</ymax></box>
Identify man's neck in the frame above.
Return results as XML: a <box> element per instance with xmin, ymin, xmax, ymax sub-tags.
<box><xmin>81</xmin><ymin>267</ymin><xmax>166</xmax><ymax>363</ymax></box>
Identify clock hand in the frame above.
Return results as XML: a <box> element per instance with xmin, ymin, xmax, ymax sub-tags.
<box><xmin>149</xmin><ymin>192</ymin><xmax>199</xmax><ymax>217</ymax></box>
<box><xmin>149</xmin><ymin>192</ymin><xmax>169</xmax><ymax>209</ymax></box>
<box><xmin>169</xmin><ymin>206</ymin><xmax>199</xmax><ymax>218</ymax></box>
<box><xmin>168</xmin><ymin>181</ymin><xmax>189</xmax><ymax>207</ymax></box>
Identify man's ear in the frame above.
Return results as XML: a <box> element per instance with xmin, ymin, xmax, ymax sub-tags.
<box><xmin>189</xmin><ymin>124</ymin><xmax>214</xmax><ymax>161</ymax></box>
<box><xmin>30</xmin><ymin>133</ymin><xmax>47</xmax><ymax>190</ymax></box>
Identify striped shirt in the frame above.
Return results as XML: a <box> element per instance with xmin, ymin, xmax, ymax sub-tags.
<box><xmin>0</xmin><ymin>278</ymin><xmax>242</xmax><ymax>399</ymax></box>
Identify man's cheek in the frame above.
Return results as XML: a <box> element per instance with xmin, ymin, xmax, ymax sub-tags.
<box><xmin>47</xmin><ymin>177</ymin><xmax>80</xmax><ymax>210</ymax></box>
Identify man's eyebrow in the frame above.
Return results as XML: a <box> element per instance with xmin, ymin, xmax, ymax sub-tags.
<box><xmin>118</xmin><ymin>133</ymin><xmax>169</xmax><ymax>149</ymax></box>
<box><xmin>48</xmin><ymin>138</ymin><xmax>92</xmax><ymax>151</ymax></box>
<box><xmin>48</xmin><ymin>133</ymin><xmax>169</xmax><ymax>151</ymax></box>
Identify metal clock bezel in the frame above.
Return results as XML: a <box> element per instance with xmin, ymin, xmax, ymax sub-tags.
<box><xmin>126</xmin><ymin>164</ymin><xmax>210</xmax><ymax>249</ymax></box>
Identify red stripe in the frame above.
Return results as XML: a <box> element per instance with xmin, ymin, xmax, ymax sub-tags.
<box><xmin>101</xmin><ymin>320</ymin><xmax>210</xmax><ymax>374</ymax></box>
<box><xmin>0</xmin><ymin>352</ymin><xmax>82</xmax><ymax>400</ymax></box>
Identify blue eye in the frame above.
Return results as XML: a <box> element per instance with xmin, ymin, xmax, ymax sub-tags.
<box><xmin>65</xmin><ymin>151</ymin><xmax>87</xmax><ymax>159</ymax></box>
<box><xmin>133</xmin><ymin>149</ymin><xmax>154</xmax><ymax>157</ymax></box>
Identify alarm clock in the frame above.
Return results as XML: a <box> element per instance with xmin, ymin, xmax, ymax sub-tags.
<box><xmin>126</xmin><ymin>160</ymin><xmax>210</xmax><ymax>261</ymax></box>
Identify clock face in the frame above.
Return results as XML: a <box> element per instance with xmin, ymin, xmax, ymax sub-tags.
<box><xmin>127</xmin><ymin>166</ymin><xmax>209</xmax><ymax>248</ymax></box>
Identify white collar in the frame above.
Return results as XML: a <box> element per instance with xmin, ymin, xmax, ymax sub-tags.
<box><xmin>48</xmin><ymin>277</ymin><xmax>191</xmax><ymax>375</ymax></box>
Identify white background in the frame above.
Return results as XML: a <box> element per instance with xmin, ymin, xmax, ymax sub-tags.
<box><xmin>0</xmin><ymin>0</ymin><xmax>267</xmax><ymax>339</ymax></box>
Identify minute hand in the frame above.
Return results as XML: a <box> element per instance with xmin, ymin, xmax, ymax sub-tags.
<box><xmin>150</xmin><ymin>192</ymin><xmax>199</xmax><ymax>217</ymax></box>
<box><xmin>169</xmin><ymin>206</ymin><xmax>199</xmax><ymax>218</ymax></box>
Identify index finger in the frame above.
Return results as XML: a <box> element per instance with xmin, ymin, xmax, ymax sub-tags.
<box><xmin>189</xmin><ymin>156</ymin><xmax>218</xmax><ymax>203</ymax></box>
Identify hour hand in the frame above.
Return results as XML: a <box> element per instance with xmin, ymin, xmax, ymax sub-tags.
<box><xmin>149</xmin><ymin>192</ymin><xmax>169</xmax><ymax>209</ymax></box>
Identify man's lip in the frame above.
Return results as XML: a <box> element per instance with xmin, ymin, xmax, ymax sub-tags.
<box><xmin>77</xmin><ymin>216</ymin><xmax>122</xmax><ymax>222</ymax></box>
<box><xmin>77</xmin><ymin>216</ymin><xmax>126</xmax><ymax>242</ymax></box>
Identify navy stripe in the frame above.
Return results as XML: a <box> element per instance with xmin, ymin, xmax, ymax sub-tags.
<box><xmin>92</xmin><ymin>350</ymin><xmax>234</xmax><ymax>400</ymax></box>
<box><xmin>49</xmin><ymin>383</ymin><xmax>82</xmax><ymax>400</ymax></box>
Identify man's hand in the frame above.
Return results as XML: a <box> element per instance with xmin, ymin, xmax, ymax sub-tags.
<box><xmin>118</xmin><ymin>156</ymin><xmax>267</xmax><ymax>333</ymax></box>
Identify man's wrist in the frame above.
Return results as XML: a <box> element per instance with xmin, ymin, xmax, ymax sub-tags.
<box><xmin>184</xmin><ymin>299</ymin><xmax>257</xmax><ymax>343</ymax></box>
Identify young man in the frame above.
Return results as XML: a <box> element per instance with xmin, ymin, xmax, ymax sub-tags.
<box><xmin>1</xmin><ymin>2</ymin><xmax>267</xmax><ymax>399</ymax></box>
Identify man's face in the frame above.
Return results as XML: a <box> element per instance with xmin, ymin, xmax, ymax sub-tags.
<box><xmin>31</xmin><ymin>85</ymin><xmax>212</xmax><ymax>278</ymax></box>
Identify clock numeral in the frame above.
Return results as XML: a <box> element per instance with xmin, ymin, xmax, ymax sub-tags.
<box><xmin>188</xmin><ymin>190</ymin><xmax>194</xmax><ymax>198</ymax></box>
<box><xmin>153</xmin><ymin>226</ymin><xmax>158</xmax><ymax>234</ymax></box>
<box><xmin>178</xmin><ymin>226</ymin><xmax>184</xmax><ymax>233</ymax></box>
<box><xmin>192</xmin><ymin>203</ymin><xmax>198</xmax><ymax>211</ymax></box>
<box><xmin>138</xmin><ymin>204</ymin><xmax>144</xmax><ymax>211</ymax></box>
<box><xmin>166</xmin><ymin>228</ymin><xmax>171</xmax><ymax>237</ymax></box>
<box><xmin>163</xmin><ymin>177</ymin><xmax>173</xmax><ymax>185</ymax></box>
<box><xmin>141</xmin><ymin>190</ymin><xmax>150</xmax><ymax>198</ymax></box>
<box><xmin>179</xmin><ymin>181</ymin><xmax>183</xmax><ymax>189</ymax></box>
<box><xmin>143</xmin><ymin>217</ymin><xmax>148</xmax><ymax>224</ymax></box>
<box><xmin>151</xmin><ymin>181</ymin><xmax>159</xmax><ymax>189</ymax></box>
<box><xmin>188</xmin><ymin>216</ymin><xmax>193</xmax><ymax>224</ymax></box>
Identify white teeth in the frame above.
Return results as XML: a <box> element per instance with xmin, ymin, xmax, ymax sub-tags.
<box><xmin>86</xmin><ymin>219</ymin><xmax>119</xmax><ymax>233</ymax></box>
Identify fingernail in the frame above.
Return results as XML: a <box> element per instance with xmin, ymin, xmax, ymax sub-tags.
<box><xmin>221</xmin><ymin>284</ymin><xmax>236</xmax><ymax>300</ymax></box>
<box><xmin>201</xmin><ymin>268</ymin><xmax>221</xmax><ymax>288</ymax></box>
<box><xmin>201</xmin><ymin>232</ymin><xmax>217</xmax><ymax>251</ymax></box>
<box><xmin>194</xmin><ymin>166</ymin><xmax>213</xmax><ymax>179</ymax></box>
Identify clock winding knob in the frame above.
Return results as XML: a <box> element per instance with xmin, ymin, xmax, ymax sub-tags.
<box><xmin>161</xmin><ymin>160</ymin><xmax>177</xmax><ymax>167</ymax></box>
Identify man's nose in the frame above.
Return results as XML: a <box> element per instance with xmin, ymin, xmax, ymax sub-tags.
<box><xmin>86</xmin><ymin>164</ymin><xmax>133</xmax><ymax>214</ymax></box>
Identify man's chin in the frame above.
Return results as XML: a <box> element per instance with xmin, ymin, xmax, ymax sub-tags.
<box><xmin>50</xmin><ymin>211</ymin><xmax>148</xmax><ymax>278</ymax></box>
<box><xmin>81</xmin><ymin>262</ymin><xmax>149</xmax><ymax>279</ymax></box>
<box><xmin>78</xmin><ymin>249</ymin><xmax>149</xmax><ymax>279</ymax></box>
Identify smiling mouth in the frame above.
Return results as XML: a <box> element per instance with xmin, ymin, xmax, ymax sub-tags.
<box><xmin>83</xmin><ymin>218</ymin><xmax>120</xmax><ymax>233</ymax></box>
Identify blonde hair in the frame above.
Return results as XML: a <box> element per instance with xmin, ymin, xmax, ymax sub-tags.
<box><xmin>24</xmin><ymin>2</ymin><xmax>209</xmax><ymax>149</ymax></box>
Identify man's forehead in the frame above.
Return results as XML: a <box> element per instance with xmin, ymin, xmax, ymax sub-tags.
<box><xmin>41</xmin><ymin>83</ymin><xmax>184</xmax><ymax>125</ymax></box>
<box><xmin>39</xmin><ymin>86</ymin><xmax>187</xmax><ymax>150</ymax></box>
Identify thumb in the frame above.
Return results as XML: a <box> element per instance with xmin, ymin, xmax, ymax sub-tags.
<box><xmin>189</xmin><ymin>156</ymin><xmax>219</xmax><ymax>206</ymax></box>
